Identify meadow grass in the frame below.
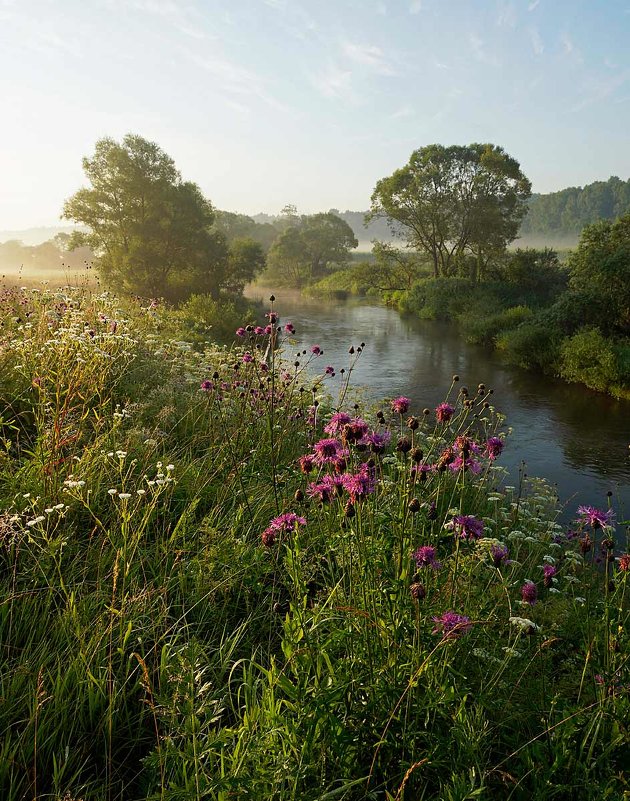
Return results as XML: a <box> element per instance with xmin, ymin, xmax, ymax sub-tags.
<box><xmin>0</xmin><ymin>285</ymin><xmax>628</xmax><ymax>800</ymax></box>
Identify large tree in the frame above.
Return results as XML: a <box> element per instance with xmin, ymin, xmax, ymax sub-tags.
<box><xmin>368</xmin><ymin>143</ymin><xmax>531</xmax><ymax>279</ymax></box>
<box><xmin>63</xmin><ymin>134</ymin><xmax>263</xmax><ymax>301</ymax></box>
<box><xmin>265</xmin><ymin>211</ymin><xmax>358</xmax><ymax>287</ymax></box>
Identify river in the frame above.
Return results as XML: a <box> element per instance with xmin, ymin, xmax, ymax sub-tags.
<box><xmin>246</xmin><ymin>287</ymin><xmax>630</xmax><ymax>525</ymax></box>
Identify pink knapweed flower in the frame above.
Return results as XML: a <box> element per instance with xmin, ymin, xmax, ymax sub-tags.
<box><xmin>324</xmin><ymin>412</ymin><xmax>352</xmax><ymax>435</ymax></box>
<box><xmin>521</xmin><ymin>581</ymin><xmax>537</xmax><ymax>605</ymax></box>
<box><xmin>449</xmin><ymin>456</ymin><xmax>482</xmax><ymax>474</ymax></box>
<box><xmin>341</xmin><ymin>464</ymin><xmax>376</xmax><ymax>503</ymax></box>
<box><xmin>435</xmin><ymin>402</ymin><xmax>455</xmax><ymax>423</ymax></box>
<box><xmin>261</xmin><ymin>512</ymin><xmax>306</xmax><ymax>547</ymax></box>
<box><xmin>310</xmin><ymin>345</ymin><xmax>322</xmax><ymax>355</ymax></box>
<box><xmin>484</xmin><ymin>437</ymin><xmax>504</xmax><ymax>460</ymax></box>
<box><xmin>577</xmin><ymin>506</ymin><xmax>615</xmax><ymax>529</ymax></box>
<box><xmin>543</xmin><ymin>564</ymin><xmax>558</xmax><ymax>587</ymax></box>
<box><xmin>242</xmin><ymin>352</ymin><xmax>254</xmax><ymax>364</ymax></box>
<box><xmin>391</xmin><ymin>396</ymin><xmax>410</xmax><ymax>415</ymax></box>
<box><xmin>490</xmin><ymin>544</ymin><xmax>509</xmax><ymax>568</ymax></box>
<box><xmin>432</xmin><ymin>611</ymin><xmax>472</xmax><ymax>639</ymax></box>
<box><xmin>235</xmin><ymin>327</ymin><xmax>246</xmax><ymax>337</ymax></box>
<box><xmin>413</xmin><ymin>545</ymin><xmax>441</xmax><ymax>570</ymax></box>
<box><xmin>449</xmin><ymin>514</ymin><xmax>484</xmax><ymax>540</ymax></box>
<box><xmin>313</xmin><ymin>438</ymin><xmax>348</xmax><ymax>465</ymax></box>
<box><xmin>284</xmin><ymin>322</ymin><xmax>295</xmax><ymax>334</ymax></box>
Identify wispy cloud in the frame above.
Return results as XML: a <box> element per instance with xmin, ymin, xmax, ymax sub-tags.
<box><xmin>560</xmin><ymin>32</ymin><xmax>583</xmax><ymax>63</ymax></box>
<box><xmin>529</xmin><ymin>27</ymin><xmax>544</xmax><ymax>56</ymax></box>
<box><xmin>469</xmin><ymin>33</ymin><xmax>499</xmax><ymax>66</ymax></box>
<box><xmin>570</xmin><ymin>69</ymin><xmax>630</xmax><ymax>112</ymax></box>
<box><xmin>409</xmin><ymin>0</ymin><xmax>422</xmax><ymax>14</ymax></box>
<box><xmin>391</xmin><ymin>104</ymin><xmax>413</xmax><ymax>119</ymax></box>
<box><xmin>528</xmin><ymin>0</ymin><xmax>540</xmax><ymax>10</ymax></box>
<box><xmin>342</xmin><ymin>41</ymin><xmax>396</xmax><ymax>75</ymax></box>
<box><xmin>311</xmin><ymin>63</ymin><xmax>356</xmax><ymax>102</ymax></box>
<box><xmin>497</xmin><ymin>1</ymin><xmax>517</xmax><ymax>28</ymax></box>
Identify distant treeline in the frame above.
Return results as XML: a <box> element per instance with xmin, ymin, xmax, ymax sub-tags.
<box><xmin>520</xmin><ymin>175</ymin><xmax>630</xmax><ymax>236</ymax></box>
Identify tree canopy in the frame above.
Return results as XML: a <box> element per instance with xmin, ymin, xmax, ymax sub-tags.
<box><xmin>368</xmin><ymin>143</ymin><xmax>531</xmax><ymax>279</ymax></box>
<box><xmin>63</xmin><ymin>134</ymin><xmax>264</xmax><ymax>301</ymax></box>
<box><xmin>265</xmin><ymin>212</ymin><xmax>358</xmax><ymax>287</ymax></box>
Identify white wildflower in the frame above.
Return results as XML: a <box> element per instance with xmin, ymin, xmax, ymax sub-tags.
<box><xmin>509</xmin><ymin>616</ymin><xmax>539</xmax><ymax>631</ymax></box>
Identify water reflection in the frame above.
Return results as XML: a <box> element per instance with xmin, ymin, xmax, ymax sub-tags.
<box><xmin>246</xmin><ymin>287</ymin><xmax>630</xmax><ymax>520</ymax></box>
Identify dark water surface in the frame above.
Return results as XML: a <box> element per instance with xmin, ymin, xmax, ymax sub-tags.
<box><xmin>247</xmin><ymin>287</ymin><xmax>630</xmax><ymax>523</ymax></box>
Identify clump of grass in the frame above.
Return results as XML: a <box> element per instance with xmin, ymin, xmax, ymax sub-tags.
<box><xmin>0</xmin><ymin>285</ymin><xmax>628</xmax><ymax>800</ymax></box>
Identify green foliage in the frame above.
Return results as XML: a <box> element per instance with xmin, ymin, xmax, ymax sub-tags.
<box><xmin>264</xmin><ymin>212</ymin><xmax>358</xmax><ymax>287</ymax></box>
<box><xmin>369</xmin><ymin>143</ymin><xmax>531</xmax><ymax>278</ymax></box>
<box><xmin>0</xmin><ymin>285</ymin><xmax>628</xmax><ymax>800</ymax></box>
<box><xmin>566</xmin><ymin>212</ymin><xmax>630</xmax><ymax>335</ymax></box>
<box><xmin>496</xmin><ymin>320</ymin><xmax>562</xmax><ymax>372</ymax></box>
<box><xmin>559</xmin><ymin>328</ymin><xmax>619</xmax><ymax>392</ymax></box>
<box><xmin>463</xmin><ymin>304</ymin><xmax>533</xmax><ymax>346</ymax></box>
<box><xmin>63</xmin><ymin>134</ymin><xmax>266</xmax><ymax>303</ymax></box>
<box><xmin>521</xmin><ymin>175</ymin><xmax>630</xmax><ymax>237</ymax></box>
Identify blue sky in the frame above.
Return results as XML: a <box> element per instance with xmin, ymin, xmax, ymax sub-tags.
<box><xmin>1</xmin><ymin>0</ymin><xmax>629</xmax><ymax>229</ymax></box>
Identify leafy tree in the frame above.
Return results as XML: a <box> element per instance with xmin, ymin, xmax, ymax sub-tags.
<box><xmin>213</xmin><ymin>210</ymin><xmax>277</xmax><ymax>251</ymax></box>
<box><xmin>368</xmin><ymin>143</ymin><xmax>531</xmax><ymax>279</ymax></box>
<box><xmin>63</xmin><ymin>134</ymin><xmax>253</xmax><ymax>301</ymax></box>
<box><xmin>566</xmin><ymin>212</ymin><xmax>630</xmax><ymax>335</ymax></box>
<box><xmin>265</xmin><ymin>212</ymin><xmax>358</xmax><ymax>287</ymax></box>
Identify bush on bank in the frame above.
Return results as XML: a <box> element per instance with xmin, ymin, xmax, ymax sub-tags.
<box><xmin>0</xmin><ymin>285</ymin><xmax>628</xmax><ymax>800</ymax></box>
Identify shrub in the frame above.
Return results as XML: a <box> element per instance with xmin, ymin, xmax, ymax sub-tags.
<box><xmin>463</xmin><ymin>304</ymin><xmax>533</xmax><ymax>346</ymax></box>
<box><xmin>497</xmin><ymin>320</ymin><xmax>562</xmax><ymax>372</ymax></box>
<box><xmin>559</xmin><ymin>327</ymin><xmax>619</xmax><ymax>392</ymax></box>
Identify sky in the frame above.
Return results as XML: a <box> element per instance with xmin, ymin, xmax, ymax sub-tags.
<box><xmin>1</xmin><ymin>0</ymin><xmax>630</xmax><ymax>229</ymax></box>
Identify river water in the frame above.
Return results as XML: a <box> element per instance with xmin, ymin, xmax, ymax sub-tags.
<box><xmin>247</xmin><ymin>287</ymin><xmax>630</xmax><ymax>524</ymax></box>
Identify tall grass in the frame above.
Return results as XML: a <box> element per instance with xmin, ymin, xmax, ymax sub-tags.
<box><xmin>0</xmin><ymin>285</ymin><xmax>628</xmax><ymax>800</ymax></box>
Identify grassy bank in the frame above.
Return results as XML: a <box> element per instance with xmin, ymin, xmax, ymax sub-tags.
<box><xmin>1</xmin><ymin>285</ymin><xmax>629</xmax><ymax>800</ymax></box>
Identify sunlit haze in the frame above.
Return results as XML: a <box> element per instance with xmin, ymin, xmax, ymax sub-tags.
<box><xmin>1</xmin><ymin>0</ymin><xmax>629</xmax><ymax>229</ymax></box>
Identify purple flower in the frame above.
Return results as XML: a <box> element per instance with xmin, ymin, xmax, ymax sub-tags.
<box><xmin>454</xmin><ymin>436</ymin><xmax>481</xmax><ymax>456</ymax></box>
<box><xmin>235</xmin><ymin>327</ymin><xmax>246</xmax><ymax>337</ymax></box>
<box><xmin>341</xmin><ymin>418</ymin><xmax>370</xmax><ymax>444</ymax></box>
<box><xmin>341</xmin><ymin>464</ymin><xmax>376</xmax><ymax>503</ymax></box>
<box><xmin>432</xmin><ymin>611</ymin><xmax>472</xmax><ymax>639</ymax></box>
<box><xmin>485</xmin><ymin>437</ymin><xmax>504</xmax><ymax>460</ymax></box>
<box><xmin>284</xmin><ymin>322</ymin><xmax>295</xmax><ymax>334</ymax></box>
<box><xmin>200</xmin><ymin>379</ymin><xmax>214</xmax><ymax>391</ymax></box>
<box><xmin>449</xmin><ymin>514</ymin><xmax>484</xmax><ymax>540</ymax></box>
<box><xmin>543</xmin><ymin>564</ymin><xmax>558</xmax><ymax>587</ymax></box>
<box><xmin>254</xmin><ymin>325</ymin><xmax>266</xmax><ymax>335</ymax></box>
<box><xmin>360</xmin><ymin>430</ymin><xmax>391</xmax><ymax>453</ymax></box>
<box><xmin>324</xmin><ymin>412</ymin><xmax>352</xmax><ymax>435</ymax></box>
<box><xmin>391</xmin><ymin>396</ymin><xmax>410</xmax><ymax>415</ymax></box>
<box><xmin>242</xmin><ymin>352</ymin><xmax>254</xmax><ymax>364</ymax></box>
<box><xmin>262</xmin><ymin>512</ymin><xmax>306</xmax><ymax>546</ymax></box>
<box><xmin>312</xmin><ymin>438</ymin><xmax>348</xmax><ymax>465</ymax></box>
<box><xmin>435</xmin><ymin>402</ymin><xmax>455</xmax><ymax>423</ymax></box>
<box><xmin>413</xmin><ymin>545</ymin><xmax>441</xmax><ymax>570</ymax></box>
<box><xmin>265</xmin><ymin>311</ymin><xmax>278</xmax><ymax>323</ymax></box>
<box><xmin>448</xmin><ymin>456</ymin><xmax>482</xmax><ymax>474</ymax></box>
<box><xmin>310</xmin><ymin>345</ymin><xmax>322</xmax><ymax>355</ymax></box>
<box><xmin>577</xmin><ymin>506</ymin><xmax>615</xmax><ymax>529</ymax></box>
<box><xmin>521</xmin><ymin>581</ymin><xmax>537</xmax><ymax>605</ymax></box>
<box><xmin>325</xmin><ymin>365</ymin><xmax>335</xmax><ymax>375</ymax></box>
<box><xmin>411</xmin><ymin>463</ymin><xmax>435</xmax><ymax>481</ymax></box>
<box><xmin>490</xmin><ymin>544</ymin><xmax>509</xmax><ymax>568</ymax></box>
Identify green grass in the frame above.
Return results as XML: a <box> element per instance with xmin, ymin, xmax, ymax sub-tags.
<box><xmin>0</xmin><ymin>284</ymin><xmax>628</xmax><ymax>800</ymax></box>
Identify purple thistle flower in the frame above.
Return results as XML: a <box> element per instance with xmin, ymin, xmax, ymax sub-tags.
<box><xmin>307</xmin><ymin>481</ymin><xmax>334</xmax><ymax>503</ymax></box>
<box><xmin>432</xmin><ymin>611</ymin><xmax>472</xmax><ymax>639</ymax></box>
<box><xmin>454</xmin><ymin>435</ymin><xmax>482</xmax><ymax>456</ymax></box>
<box><xmin>391</xmin><ymin>396</ymin><xmax>411</xmax><ymax>415</ymax></box>
<box><xmin>490</xmin><ymin>544</ymin><xmax>509</xmax><ymax>568</ymax></box>
<box><xmin>543</xmin><ymin>564</ymin><xmax>558</xmax><ymax>587</ymax></box>
<box><xmin>284</xmin><ymin>322</ymin><xmax>295</xmax><ymax>334</ymax></box>
<box><xmin>449</xmin><ymin>514</ymin><xmax>484</xmax><ymax>540</ymax></box>
<box><xmin>310</xmin><ymin>345</ymin><xmax>322</xmax><ymax>355</ymax></box>
<box><xmin>265</xmin><ymin>311</ymin><xmax>278</xmax><ymax>323</ymax></box>
<box><xmin>576</xmin><ymin>506</ymin><xmax>615</xmax><ymax>529</ymax></box>
<box><xmin>312</xmin><ymin>438</ymin><xmax>348</xmax><ymax>465</ymax></box>
<box><xmin>485</xmin><ymin>437</ymin><xmax>504</xmax><ymax>460</ymax></box>
<box><xmin>341</xmin><ymin>464</ymin><xmax>376</xmax><ymax>503</ymax></box>
<box><xmin>324</xmin><ymin>412</ymin><xmax>352</xmax><ymax>435</ymax></box>
<box><xmin>341</xmin><ymin>418</ymin><xmax>370</xmax><ymax>444</ymax></box>
<box><xmin>262</xmin><ymin>512</ymin><xmax>306</xmax><ymax>546</ymax></box>
<box><xmin>411</xmin><ymin>463</ymin><xmax>435</xmax><ymax>481</ymax></box>
<box><xmin>254</xmin><ymin>325</ymin><xmax>266</xmax><ymax>335</ymax></box>
<box><xmin>448</xmin><ymin>456</ymin><xmax>482</xmax><ymax>474</ymax></box>
<box><xmin>200</xmin><ymin>379</ymin><xmax>214</xmax><ymax>391</ymax></box>
<box><xmin>413</xmin><ymin>545</ymin><xmax>442</xmax><ymax>570</ymax></box>
<box><xmin>264</xmin><ymin>324</ymin><xmax>273</xmax><ymax>335</ymax></box>
<box><xmin>360</xmin><ymin>430</ymin><xmax>391</xmax><ymax>453</ymax></box>
<box><xmin>242</xmin><ymin>352</ymin><xmax>254</xmax><ymax>364</ymax></box>
<box><xmin>235</xmin><ymin>327</ymin><xmax>246</xmax><ymax>337</ymax></box>
<box><xmin>521</xmin><ymin>581</ymin><xmax>538</xmax><ymax>605</ymax></box>
<box><xmin>435</xmin><ymin>402</ymin><xmax>455</xmax><ymax>423</ymax></box>
<box><xmin>325</xmin><ymin>365</ymin><xmax>335</xmax><ymax>375</ymax></box>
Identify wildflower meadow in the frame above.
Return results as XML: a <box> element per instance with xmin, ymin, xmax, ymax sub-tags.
<box><xmin>0</xmin><ymin>285</ymin><xmax>628</xmax><ymax>800</ymax></box>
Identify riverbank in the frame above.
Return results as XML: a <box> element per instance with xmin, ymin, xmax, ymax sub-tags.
<box><xmin>1</xmin><ymin>283</ymin><xmax>628</xmax><ymax>800</ymax></box>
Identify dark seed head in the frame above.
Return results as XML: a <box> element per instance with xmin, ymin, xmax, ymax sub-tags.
<box><xmin>410</xmin><ymin>582</ymin><xmax>426</xmax><ymax>601</ymax></box>
<box><xmin>409</xmin><ymin>497</ymin><xmax>420</xmax><ymax>513</ymax></box>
